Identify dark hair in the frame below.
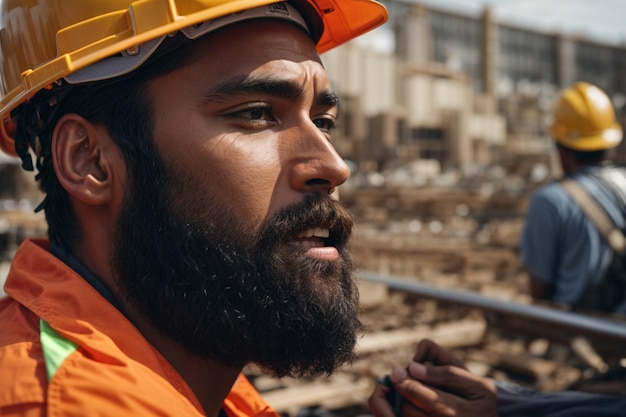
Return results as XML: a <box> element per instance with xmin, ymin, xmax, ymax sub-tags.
<box><xmin>557</xmin><ymin>143</ymin><xmax>607</xmax><ymax>165</ymax></box>
<box><xmin>12</xmin><ymin>35</ymin><xmax>197</xmax><ymax>250</ymax></box>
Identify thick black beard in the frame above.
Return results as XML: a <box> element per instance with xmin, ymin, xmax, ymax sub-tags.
<box><xmin>112</xmin><ymin>157</ymin><xmax>361</xmax><ymax>378</ymax></box>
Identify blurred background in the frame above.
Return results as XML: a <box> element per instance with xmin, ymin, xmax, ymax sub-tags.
<box><xmin>317</xmin><ymin>0</ymin><xmax>626</xmax><ymax>309</ymax></box>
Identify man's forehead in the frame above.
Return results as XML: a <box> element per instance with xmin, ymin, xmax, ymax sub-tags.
<box><xmin>146</xmin><ymin>22</ymin><xmax>335</xmax><ymax>106</ymax></box>
<box><xmin>182</xmin><ymin>19</ymin><xmax>324</xmax><ymax>73</ymax></box>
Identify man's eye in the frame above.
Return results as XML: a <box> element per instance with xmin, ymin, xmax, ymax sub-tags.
<box><xmin>233</xmin><ymin>105</ymin><xmax>274</xmax><ymax>121</ymax></box>
<box><xmin>313</xmin><ymin>118</ymin><xmax>336</xmax><ymax>133</ymax></box>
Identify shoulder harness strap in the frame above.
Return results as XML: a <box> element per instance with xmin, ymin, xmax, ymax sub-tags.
<box><xmin>561</xmin><ymin>178</ymin><xmax>626</xmax><ymax>254</ymax></box>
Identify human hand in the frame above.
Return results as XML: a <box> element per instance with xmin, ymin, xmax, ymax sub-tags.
<box><xmin>411</xmin><ymin>339</ymin><xmax>468</xmax><ymax>370</ymax></box>
<box><xmin>368</xmin><ymin>340</ymin><xmax>498</xmax><ymax>417</ymax></box>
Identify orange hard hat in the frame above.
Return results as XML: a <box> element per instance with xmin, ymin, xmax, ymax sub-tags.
<box><xmin>0</xmin><ymin>0</ymin><xmax>388</xmax><ymax>156</ymax></box>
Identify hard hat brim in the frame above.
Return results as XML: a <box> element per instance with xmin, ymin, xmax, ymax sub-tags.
<box><xmin>0</xmin><ymin>0</ymin><xmax>388</xmax><ymax>119</ymax></box>
<box><xmin>556</xmin><ymin>122</ymin><xmax>624</xmax><ymax>151</ymax></box>
<box><xmin>65</xmin><ymin>2</ymin><xmax>314</xmax><ymax>84</ymax></box>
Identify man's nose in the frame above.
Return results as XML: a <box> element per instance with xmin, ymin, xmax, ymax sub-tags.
<box><xmin>287</xmin><ymin>123</ymin><xmax>351</xmax><ymax>195</ymax></box>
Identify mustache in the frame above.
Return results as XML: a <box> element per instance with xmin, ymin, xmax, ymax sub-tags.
<box><xmin>258</xmin><ymin>194</ymin><xmax>354</xmax><ymax>250</ymax></box>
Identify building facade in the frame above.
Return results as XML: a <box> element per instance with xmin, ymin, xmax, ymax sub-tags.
<box><xmin>322</xmin><ymin>1</ymin><xmax>626</xmax><ymax>178</ymax></box>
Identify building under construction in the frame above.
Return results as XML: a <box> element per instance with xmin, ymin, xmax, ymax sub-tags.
<box><xmin>322</xmin><ymin>0</ymin><xmax>626</xmax><ymax>178</ymax></box>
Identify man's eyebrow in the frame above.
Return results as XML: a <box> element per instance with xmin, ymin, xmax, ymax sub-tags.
<box><xmin>317</xmin><ymin>89</ymin><xmax>341</xmax><ymax>109</ymax></box>
<box><xmin>202</xmin><ymin>75</ymin><xmax>305</xmax><ymax>103</ymax></box>
<box><xmin>201</xmin><ymin>75</ymin><xmax>340</xmax><ymax>108</ymax></box>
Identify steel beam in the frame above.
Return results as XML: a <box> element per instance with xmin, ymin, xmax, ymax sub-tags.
<box><xmin>360</xmin><ymin>271</ymin><xmax>626</xmax><ymax>343</ymax></box>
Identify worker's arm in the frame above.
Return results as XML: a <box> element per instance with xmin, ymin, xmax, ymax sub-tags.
<box><xmin>528</xmin><ymin>272</ymin><xmax>554</xmax><ymax>301</ymax></box>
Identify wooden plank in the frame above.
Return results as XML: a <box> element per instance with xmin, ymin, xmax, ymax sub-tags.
<box><xmin>261</xmin><ymin>378</ymin><xmax>371</xmax><ymax>414</ymax></box>
<box><xmin>357</xmin><ymin>318</ymin><xmax>487</xmax><ymax>354</ymax></box>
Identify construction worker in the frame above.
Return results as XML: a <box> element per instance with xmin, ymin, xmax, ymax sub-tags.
<box><xmin>520</xmin><ymin>81</ymin><xmax>626</xmax><ymax>314</ymax></box>
<box><xmin>0</xmin><ymin>1</ymin><xmax>387</xmax><ymax>416</ymax></box>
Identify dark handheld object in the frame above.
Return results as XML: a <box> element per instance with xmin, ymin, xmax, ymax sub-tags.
<box><xmin>377</xmin><ymin>375</ymin><xmax>403</xmax><ymax>417</ymax></box>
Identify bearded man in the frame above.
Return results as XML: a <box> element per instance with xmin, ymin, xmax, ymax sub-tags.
<box><xmin>0</xmin><ymin>1</ymin><xmax>387</xmax><ymax>416</ymax></box>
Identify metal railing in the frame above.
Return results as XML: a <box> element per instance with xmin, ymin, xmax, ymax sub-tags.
<box><xmin>360</xmin><ymin>271</ymin><xmax>626</xmax><ymax>343</ymax></box>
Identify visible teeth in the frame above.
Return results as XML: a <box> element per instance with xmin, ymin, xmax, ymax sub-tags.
<box><xmin>313</xmin><ymin>227</ymin><xmax>329</xmax><ymax>238</ymax></box>
<box><xmin>291</xmin><ymin>240</ymin><xmax>324</xmax><ymax>248</ymax></box>
<box><xmin>296</xmin><ymin>228</ymin><xmax>329</xmax><ymax>238</ymax></box>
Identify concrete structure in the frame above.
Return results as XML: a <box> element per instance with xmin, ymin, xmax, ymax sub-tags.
<box><xmin>321</xmin><ymin>0</ymin><xmax>626</xmax><ymax>176</ymax></box>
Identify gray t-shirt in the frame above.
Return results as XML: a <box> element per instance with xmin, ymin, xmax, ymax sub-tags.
<box><xmin>520</xmin><ymin>166</ymin><xmax>625</xmax><ymax>306</ymax></box>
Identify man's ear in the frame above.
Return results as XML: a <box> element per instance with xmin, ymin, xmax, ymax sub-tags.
<box><xmin>52</xmin><ymin>114</ymin><xmax>124</xmax><ymax>206</ymax></box>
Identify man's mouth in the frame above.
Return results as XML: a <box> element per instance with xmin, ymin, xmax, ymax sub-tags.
<box><xmin>293</xmin><ymin>227</ymin><xmax>330</xmax><ymax>249</ymax></box>
<box><xmin>291</xmin><ymin>226</ymin><xmax>339</xmax><ymax>260</ymax></box>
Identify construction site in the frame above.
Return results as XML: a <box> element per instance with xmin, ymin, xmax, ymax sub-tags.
<box><xmin>1</xmin><ymin>1</ymin><xmax>626</xmax><ymax>416</ymax></box>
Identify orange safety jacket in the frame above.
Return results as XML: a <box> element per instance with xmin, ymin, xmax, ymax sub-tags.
<box><xmin>0</xmin><ymin>239</ymin><xmax>279</xmax><ymax>417</ymax></box>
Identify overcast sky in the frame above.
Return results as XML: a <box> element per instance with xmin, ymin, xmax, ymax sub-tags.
<box><xmin>357</xmin><ymin>0</ymin><xmax>626</xmax><ymax>52</ymax></box>
<box><xmin>420</xmin><ymin>0</ymin><xmax>626</xmax><ymax>44</ymax></box>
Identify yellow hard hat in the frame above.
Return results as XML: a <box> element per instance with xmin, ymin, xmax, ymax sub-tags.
<box><xmin>0</xmin><ymin>0</ymin><xmax>388</xmax><ymax>156</ymax></box>
<box><xmin>549</xmin><ymin>81</ymin><xmax>623</xmax><ymax>151</ymax></box>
